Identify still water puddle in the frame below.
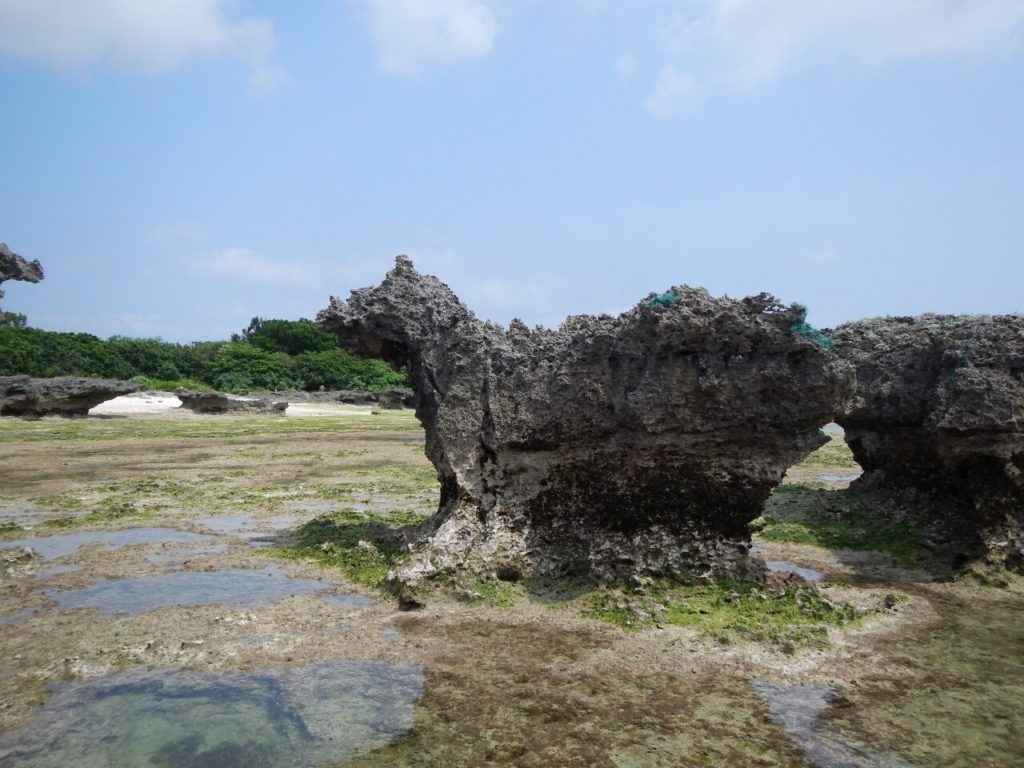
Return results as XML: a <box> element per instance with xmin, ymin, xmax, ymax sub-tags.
<box><xmin>0</xmin><ymin>607</ymin><xmax>38</xmax><ymax>625</ymax></box>
<box><xmin>752</xmin><ymin>681</ymin><xmax>914</xmax><ymax>767</ymax></box>
<box><xmin>765</xmin><ymin>561</ymin><xmax>824</xmax><ymax>581</ymax></box>
<box><xmin>45</xmin><ymin>566</ymin><xmax>328</xmax><ymax>615</ymax></box>
<box><xmin>2</xmin><ymin>528</ymin><xmax>211</xmax><ymax>560</ymax></box>
<box><xmin>0</xmin><ymin>660</ymin><xmax>423</xmax><ymax>768</ymax></box>
<box><xmin>146</xmin><ymin>545</ymin><xmax>228</xmax><ymax>565</ymax></box>
<box><xmin>34</xmin><ymin>564</ymin><xmax>84</xmax><ymax>579</ymax></box>
<box><xmin>818</xmin><ymin>473</ymin><xmax>861</xmax><ymax>483</ymax></box>
<box><xmin>197</xmin><ymin>515</ymin><xmax>299</xmax><ymax>548</ymax></box>
<box><xmin>321</xmin><ymin>593</ymin><xmax>374</xmax><ymax>610</ymax></box>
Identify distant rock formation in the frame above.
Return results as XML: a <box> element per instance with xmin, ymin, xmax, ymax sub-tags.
<box><xmin>175</xmin><ymin>389</ymin><xmax>288</xmax><ymax>414</ymax></box>
<box><xmin>336</xmin><ymin>389</ymin><xmax>414</xmax><ymax>409</ymax></box>
<box><xmin>0</xmin><ymin>242</ymin><xmax>44</xmax><ymax>303</ymax></box>
<box><xmin>318</xmin><ymin>256</ymin><xmax>852</xmax><ymax>599</ymax></box>
<box><xmin>0</xmin><ymin>376</ymin><xmax>137</xmax><ymax>419</ymax></box>
<box><xmin>834</xmin><ymin>315</ymin><xmax>1024</xmax><ymax>569</ymax></box>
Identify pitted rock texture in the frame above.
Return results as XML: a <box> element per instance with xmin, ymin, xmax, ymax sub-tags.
<box><xmin>318</xmin><ymin>257</ymin><xmax>852</xmax><ymax>596</ymax></box>
<box><xmin>0</xmin><ymin>376</ymin><xmax>137</xmax><ymax>419</ymax></box>
<box><xmin>175</xmin><ymin>389</ymin><xmax>288</xmax><ymax>414</ymax></box>
<box><xmin>833</xmin><ymin>315</ymin><xmax>1024</xmax><ymax>569</ymax></box>
<box><xmin>0</xmin><ymin>242</ymin><xmax>44</xmax><ymax>302</ymax></box>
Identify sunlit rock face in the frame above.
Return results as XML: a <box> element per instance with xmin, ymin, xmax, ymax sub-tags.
<box><xmin>318</xmin><ymin>256</ymin><xmax>852</xmax><ymax>598</ymax></box>
<box><xmin>0</xmin><ymin>242</ymin><xmax>44</xmax><ymax>303</ymax></box>
<box><xmin>833</xmin><ymin>315</ymin><xmax>1024</xmax><ymax>570</ymax></box>
<box><xmin>0</xmin><ymin>376</ymin><xmax>138</xmax><ymax>419</ymax></box>
<box><xmin>175</xmin><ymin>389</ymin><xmax>288</xmax><ymax>414</ymax></box>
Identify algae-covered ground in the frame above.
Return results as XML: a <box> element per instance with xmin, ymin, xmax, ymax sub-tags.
<box><xmin>1</xmin><ymin>401</ymin><xmax>1022</xmax><ymax>767</ymax></box>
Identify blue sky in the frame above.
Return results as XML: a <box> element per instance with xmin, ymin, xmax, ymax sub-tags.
<box><xmin>1</xmin><ymin>0</ymin><xmax>1022</xmax><ymax>343</ymax></box>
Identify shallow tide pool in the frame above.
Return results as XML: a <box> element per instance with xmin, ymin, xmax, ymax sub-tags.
<box><xmin>0</xmin><ymin>660</ymin><xmax>423</xmax><ymax>767</ymax></box>
<box><xmin>45</xmin><ymin>565</ymin><xmax>330</xmax><ymax>615</ymax></box>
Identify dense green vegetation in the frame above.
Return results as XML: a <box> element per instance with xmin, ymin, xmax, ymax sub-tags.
<box><xmin>0</xmin><ymin>316</ymin><xmax>407</xmax><ymax>393</ymax></box>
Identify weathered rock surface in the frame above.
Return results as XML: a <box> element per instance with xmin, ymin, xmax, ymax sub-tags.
<box><xmin>0</xmin><ymin>376</ymin><xmax>138</xmax><ymax>419</ymax></box>
<box><xmin>318</xmin><ymin>256</ymin><xmax>852</xmax><ymax>597</ymax></box>
<box><xmin>833</xmin><ymin>315</ymin><xmax>1024</xmax><ymax>569</ymax></box>
<box><xmin>336</xmin><ymin>389</ymin><xmax>414</xmax><ymax>409</ymax></box>
<box><xmin>175</xmin><ymin>389</ymin><xmax>288</xmax><ymax>414</ymax></box>
<box><xmin>0</xmin><ymin>242</ymin><xmax>44</xmax><ymax>302</ymax></box>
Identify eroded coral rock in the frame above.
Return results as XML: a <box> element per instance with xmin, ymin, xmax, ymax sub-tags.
<box><xmin>0</xmin><ymin>242</ymin><xmax>44</xmax><ymax>304</ymax></box>
<box><xmin>833</xmin><ymin>315</ymin><xmax>1024</xmax><ymax>569</ymax></box>
<box><xmin>0</xmin><ymin>376</ymin><xmax>138</xmax><ymax>419</ymax></box>
<box><xmin>175</xmin><ymin>389</ymin><xmax>288</xmax><ymax>414</ymax></box>
<box><xmin>318</xmin><ymin>256</ymin><xmax>852</xmax><ymax>598</ymax></box>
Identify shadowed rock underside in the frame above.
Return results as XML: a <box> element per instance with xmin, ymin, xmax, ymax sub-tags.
<box><xmin>0</xmin><ymin>376</ymin><xmax>138</xmax><ymax>419</ymax></box>
<box><xmin>833</xmin><ymin>315</ymin><xmax>1024</xmax><ymax>569</ymax></box>
<box><xmin>318</xmin><ymin>257</ymin><xmax>852</xmax><ymax>598</ymax></box>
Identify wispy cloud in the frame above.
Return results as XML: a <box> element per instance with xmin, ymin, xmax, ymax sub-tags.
<box><xmin>645</xmin><ymin>0</ymin><xmax>1024</xmax><ymax>116</ymax></box>
<box><xmin>189</xmin><ymin>248</ymin><xmax>313</xmax><ymax>286</ymax></box>
<box><xmin>0</xmin><ymin>0</ymin><xmax>283</xmax><ymax>91</ymax></box>
<box><xmin>357</xmin><ymin>0</ymin><xmax>498</xmax><ymax>76</ymax></box>
<box><xmin>643</xmin><ymin>65</ymin><xmax>702</xmax><ymax>117</ymax></box>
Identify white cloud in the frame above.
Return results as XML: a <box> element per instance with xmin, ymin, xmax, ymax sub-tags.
<box><xmin>646</xmin><ymin>0</ymin><xmax>1024</xmax><ymax>115</ymax></box>
<box><xmin>643</xmin><ymin>65</ymin><xmax>702</xmax><ymax>117</ymax></box>
<box><xmin>0</xmin><ymin>0</ymin><xmax>281</xmax><ymax>89</ymax></box>
<box><xmin>190</xmin><ymin>248</ymin><xmax>312</xmax><ymax>286</ymax></box>
<box><xmin>706</xmin><ymin>0</ymin><xmax>1024</xmax><ymax>84</ymax></box>
<box><xmin>358</xmin><ymin>0</ymin><xmax>498</xmax><ymax>76</ymax></box>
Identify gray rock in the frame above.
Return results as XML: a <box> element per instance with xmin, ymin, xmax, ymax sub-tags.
<box><xmin>0</xmin><ymin>242</ymin><xmax>44</xmax><ymax>302</ymax></box>
<box><xmin>335</xmin><ymin>389</ymin><xmax>414</xmax><ymax>409</ymax></box>
<box><xmin>833</xmin><ymin>314</ymin><xmax>1024</xmax><ymax>569</ymax></box>
<box><xmin>0</xmin><ymin>376</ymin><xmax>138</xmax><ymax>419</ymax></box>
<box><xmin>318</xmin><ymin>256</ymin><xmax>851</xmax><ymax>599</ymax></box>
<box><xmin>175</xmin><ymin>389</ymin><xmax>288</xmax><ymax>414</ymax></box>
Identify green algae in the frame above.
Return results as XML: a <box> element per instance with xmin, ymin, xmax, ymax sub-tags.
<box><xmin>583</xmin><ymin>580</ymin><xmax>859</xmax><ymax>650</ymax></box>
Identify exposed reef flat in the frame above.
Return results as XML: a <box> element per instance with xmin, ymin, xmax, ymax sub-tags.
<box><xmin>318</xmin><ymin>256</ymin><xmax>852</xmax><ymax>599</ymax></box>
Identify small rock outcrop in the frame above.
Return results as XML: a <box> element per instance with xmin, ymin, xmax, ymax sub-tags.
<box><xmin>318</xmin><ymin>256</ymin><xmax>852</xmax><ymax>597</ymax></box>
<box><xmin>175</xmin><ymin>389</ymin><xmax>288</xmax><ymax>414</ymax></box>
<box><xmin>0</xmin><ymin>242</ymin><xmax>44</xmax><ymax>305</ymax></box>
<box><xmin>833</xmin><ymin>315</ymin><xmax>1024</xmax><ymax>569</ymax></box>
<box><xmin>336</xmin><ymin>389</ymin><xmax>414</xmax><ymax>409</ymax></box>
<box><xmin>0</xmin><ymin>376</ymin><xmax>138</xmax><ymax>419</ymax></box>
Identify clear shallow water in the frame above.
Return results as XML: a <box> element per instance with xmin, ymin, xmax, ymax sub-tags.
<box><xmin>765</xmin><ymin>561</ymin><xmax>824</xmax><ymax>581</ymax></box>
<box><xmin>45</xmin><ymin>566</ymin><xmax>328</xmax><ymax>615</ymax></box>
<box><xmin>0</xmin><ymin>661</ymin><xmax>423</xmax><ymax>768</ymax></box>
<box><xmin>2</xmin><ymin>528</ymin><xmax>211</xmax><ymax>560</ymax></box>
<box><xmin>752</xmin><ymin>681</ymin><xmax>914</xmax><ymax>767</ymax></box>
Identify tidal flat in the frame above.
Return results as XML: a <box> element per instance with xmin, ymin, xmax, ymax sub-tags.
<box><xmin>1</xmin><ymin>404</ymin><xmax>1021</xmax><ymax>766</ymax></box>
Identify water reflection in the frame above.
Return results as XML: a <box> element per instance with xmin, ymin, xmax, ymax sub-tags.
<box><xmin>765</xmin><ymin>561</ymin><xmax>824</xmax><ymax>582</ymax></box>
<box><xmin>752</xmin><ymin>681</ymin><xmax>914</xmax><ymax>768</ymax></box>
<box><xmin>46</xmin><ymin>566</ymin><xmax>327</xmax><ymax>615</ymax></box>
<box><xmin>2</xmin><ymin>528</ymin><xmax>211</xmax><ymax>560</ymax></box>
<box><xmin>0</xmin><ymin>660</ymin><xmax>423</xmax><ymax>767</ymax></box>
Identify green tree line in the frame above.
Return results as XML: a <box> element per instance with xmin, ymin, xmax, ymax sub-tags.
<box><xmin>0</xmin><ymin>317</ymin><xmax>407</xmax><ymax>393</ymax></box>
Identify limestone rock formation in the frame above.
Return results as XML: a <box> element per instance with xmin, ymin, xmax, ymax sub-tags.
<box><xmin>833</xmin><ymin>315</ymin><xmax>1024</xmax><ymax>569</ymax></box>
<box><xmin>336</xmin><ymin>389</ymin><xmax>414</xmax><ymax>409</ymax></box>
<box><xmin>0</xmin><ymin>376</ymin><xmax>138</xmax><ymax>419</ymax></box>
<box><xmin>318</xmin><ymin>256</ymin><xmax>852</xmax><ymax>597</ymax></box>
<box><xmin>0</xmin><ymin>242</ymin><xmax>44</xmax><ymax>303</ymax></box>
<box><xmin>175</xmin><ymin>389</ymin><xmax>288</xmax><ymax>414</ymax></box>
